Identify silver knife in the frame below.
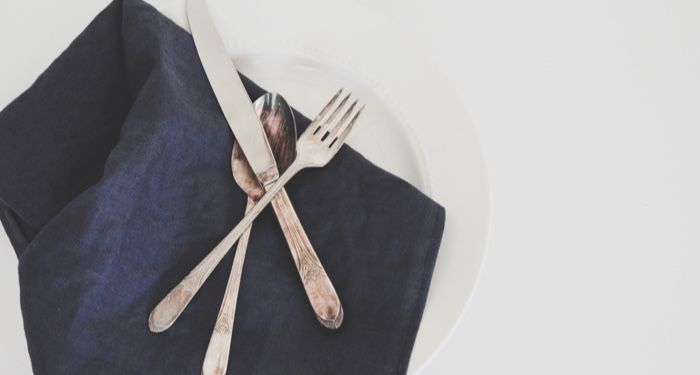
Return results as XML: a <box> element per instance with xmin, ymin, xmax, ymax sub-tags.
<box><xmin>187</xmin><ymin>0</ymin><xmax>342</xmax><ymax>328</ymax></box>
<box><xmin>187</xmin><ymin>0</ymin><xmax>279</xmax><ymax>184</ymax></box>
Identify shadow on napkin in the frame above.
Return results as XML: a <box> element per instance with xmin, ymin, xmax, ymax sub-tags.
<box><xmin>0</xmin><ymin>0</ymin><xmax>445</xmax><ymax>374</ymax></box>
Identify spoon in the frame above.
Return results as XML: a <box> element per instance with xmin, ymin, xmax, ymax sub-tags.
<box><xmin>202</xmin><ymin>93</ymin><xmax>341</xmax><ymax>375</ymax></box>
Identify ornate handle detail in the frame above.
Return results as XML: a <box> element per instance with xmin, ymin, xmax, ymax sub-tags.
<box><xmin>202</xmin><ymin>199</ymin><xmax>254</xmax><ymax>375</ymax></box>
<box><xmin>271</xmin><ymin>188</ymin><xmax>343</xmax><ymax>329</ymax></box>
<box><xmin>148</xmin><ymin>254</ymin><xmax>212</xmax><ymax>333</ymax></box>
<box><xmin>148</xmin><ymin>162</ymin><xmax>303</xmax><ymax>333</ymax></box>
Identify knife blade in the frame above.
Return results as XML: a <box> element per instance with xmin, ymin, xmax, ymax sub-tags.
<box><xmin>187</xmin><ymin>0</ymin><xmax>279</xmax><ymax>183</ymax></box>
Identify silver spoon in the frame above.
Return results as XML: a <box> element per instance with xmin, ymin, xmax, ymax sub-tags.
<box><xmin>202</xmin><ymin>93</ymin><xmax>342</xmax><ymax>375</ymax></box>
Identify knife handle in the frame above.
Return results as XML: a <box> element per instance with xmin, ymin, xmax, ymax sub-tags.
<box><xmin>271</xmin><ymin>188</ymin><xmax>344</xmax><ymax>329</ymax></box>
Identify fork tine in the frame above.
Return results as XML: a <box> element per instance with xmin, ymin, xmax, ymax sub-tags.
<box><xmin>317</xmin><ymin>92</ymin><xmax>351</xmax><ymax>137</ymax></box>
<box><xmin>310</xmin><ymin>89</ymin><xmax>343</xmax><ymax>132</ymax></box>
<box><xmin>327</xmin><ymin>99</ymin><xmax>358</xmax><ymax>141</ymax></box>
<box><xmin>331</xmin><ymin>105</ymin><xmax>364</xmax><ymax>149</ymax></box>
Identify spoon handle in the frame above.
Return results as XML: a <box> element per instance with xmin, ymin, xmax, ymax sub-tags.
<box><xmin>271</xmin><ymin>188</ymin><xmax>343</xmax><ymax>329</ymax></box>
<box><xmin>202</xmin><ymin>199</ymin><xmax>254</xmax><ymax>375</ymax></box>
<box><xmin>148</xmin><ymin>161</ymin><xmax>301</xmax><ymax>333</ymax></box>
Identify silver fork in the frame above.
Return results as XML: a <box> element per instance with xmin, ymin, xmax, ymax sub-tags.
<box><xmin>149</xmin><ymin>89</ymin><xmax>364</xmax><ymax>333</ymax></box>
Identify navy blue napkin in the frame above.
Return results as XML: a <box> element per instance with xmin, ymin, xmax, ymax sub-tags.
<box><xmin>0</xmin><ymin>0</ymin><xmax>445</xmax><ymax>373</ymax></box>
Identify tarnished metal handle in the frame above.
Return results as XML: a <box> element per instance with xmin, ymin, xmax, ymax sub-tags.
<box><xmin>202</xmin><ymin>199</ymin><xmax>254</xmax><ymax>375</ymax></box>
<box><xmin>271</xmin><ymin>188</ymin><xmax>343</xmax><ymax>329</ymax></box>
<box><xmin>147</xmin><ymin>161</ymin><xmax>303</xmax><ymax>333</ymax></box>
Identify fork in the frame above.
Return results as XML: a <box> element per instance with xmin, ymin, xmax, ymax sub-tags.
<box><xmin>149</xmin><ymin>89</ymin><xmax>364</xmax><ymax>333</ymax></box>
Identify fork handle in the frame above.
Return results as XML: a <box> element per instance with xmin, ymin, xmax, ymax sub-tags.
<box><xmin>148</xmin><ymin>161</ymin><xmax>302</xmax><ymax>332</ymax></box>
<box><xmin>271</xmin><ymin>188</ymin><xmax>343</xmax><ymax>329</ymax></box>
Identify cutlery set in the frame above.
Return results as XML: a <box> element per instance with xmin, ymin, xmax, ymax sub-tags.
<box><xmin>147</xmin><ymin>0</ymin><xmax>363</xmax><ymax>373</ymax></box>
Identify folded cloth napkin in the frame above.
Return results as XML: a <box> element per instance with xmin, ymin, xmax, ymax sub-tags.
<box><xmin>0</xmin><ymin>0</ymin><xmax>445</xmax><ymax>373</ymax></box>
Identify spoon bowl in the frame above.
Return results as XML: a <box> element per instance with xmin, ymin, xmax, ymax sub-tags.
<box><xmin>232</xmin><ymin>93</ymin><xmax>297</xmax><ymax>198</ymax></box>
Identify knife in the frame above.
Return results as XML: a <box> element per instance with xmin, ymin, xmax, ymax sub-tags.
<box><xmin>187</xmin><ymin>0</ymin><xmax>279</xmax><ymax>184</ymax></box>
<box><xmin>187</xmin><ymin>0</ymin><xmax>342</xmax><ymax>326</ymax></box>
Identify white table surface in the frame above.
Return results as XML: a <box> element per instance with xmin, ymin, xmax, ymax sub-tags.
<box><xmin>2</xmin><ymin>1</ymin><xmax>700</xmax><ymax>374</ymax></box>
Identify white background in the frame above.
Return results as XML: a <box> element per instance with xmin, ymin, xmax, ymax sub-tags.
<box><xmin>2</xmin><ymin>0</ymin><xmax>700</xmax><ymax>374</ymax></box>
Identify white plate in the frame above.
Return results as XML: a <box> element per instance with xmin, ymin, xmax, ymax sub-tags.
<box><xmin>150</xmin><ymin>0</ymin><xmax>490</xmax><ymax>371</ymax></box>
